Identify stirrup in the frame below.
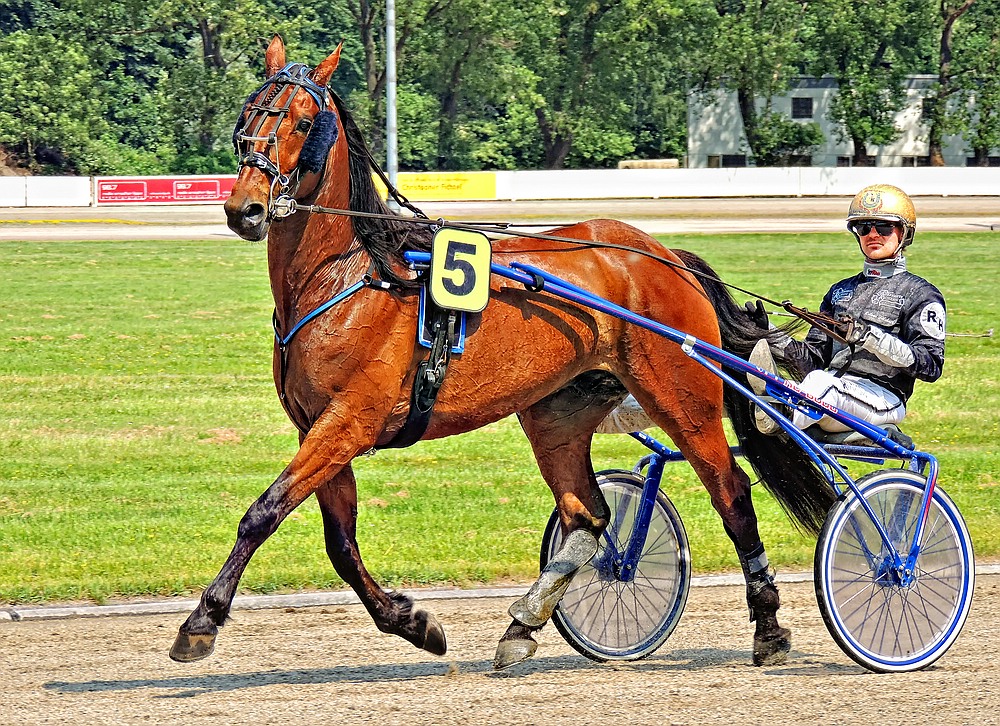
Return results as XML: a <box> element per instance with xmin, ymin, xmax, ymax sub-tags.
<box><xmin>753</xmin><ymin>398</ymin><xmax>782</xmax><ymax>436</ymax></box>
<box><xmin>808</xmin><ymin>424</ymin><xmax>914</xmax><ymax>449</ymax></box>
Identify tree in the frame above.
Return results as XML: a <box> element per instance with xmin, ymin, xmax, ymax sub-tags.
<box><xmin>923</xmin><ymin>0</ymin><xmax>976</xmax><ymax>166</ymax></box>
<box><xmin>0</xmin><ymin>31</ymin><xmax>115</xmax><ymax>173</ymax></box>
<box><xmin>0</xmin><ymin>0</ymin><xmax>176</xmax><ymax>173</ymax></box>
<box><xmin>805</xmin><ymin>0</ymin><xmax>929</xmax><ymax>165</ymax></box>
<box><xmin>503</xmin><ymin>0</ymin><xmax>698</xmax><ymax>169</ymax></box>
<box><xmin>949</xmin><ymin>0</ymin><xmax>1000</xmax><ymax>164</ymax></box>
<box><xmin>693</xmin><ymin>0</ymin><xmax>813</xmax><ymax>166</ymax></box>
<box><xmin>336</xmin><ymin>0</ymin><xmax>453</xmax><ymax>157</ymax></box>
<box><xmin>150</xmin><ymin>0</ymin><xmax>305</xmax><ymax>173</ymax></box>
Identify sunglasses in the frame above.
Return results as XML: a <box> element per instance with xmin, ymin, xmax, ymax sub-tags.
<box><xmin>852</xmin><ymin>221</ymin><xmax>897</xmax><ymax>237</ymax></box>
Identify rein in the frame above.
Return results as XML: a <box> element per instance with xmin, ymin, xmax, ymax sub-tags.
<box><xmin>232</xmin><ymin>61</ymin><xmax>847</xmax><ymax>342</ymax></box>
<box><xmin>280</xmin><ymin>198</ymin><xmax>852</xmax><ymax>344</ymax></box>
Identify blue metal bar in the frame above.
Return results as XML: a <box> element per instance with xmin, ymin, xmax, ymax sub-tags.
<box><xmin>405</xmin><ymin>250</ymin><xmax>934</xmax><ymax>563</ymax></box>
<box><xmin>905</xmin><ymin>455</ymin><xmax>940</xmax><ymax>579</ymax></box>
<box><xmin>617</xmin><ymin>452</ymin><xmax>668</xmax><ymax>581</ymax></box>
<box><xmin>505</xmin><ymin>260</ymin><xmax>920</xmax><ymax>463</ymax></box>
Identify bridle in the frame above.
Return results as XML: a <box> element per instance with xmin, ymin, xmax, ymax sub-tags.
<box><xmin>232</xmin><ymin>62</ymin><xmax>332</xmax><ymax>220</ymax></box>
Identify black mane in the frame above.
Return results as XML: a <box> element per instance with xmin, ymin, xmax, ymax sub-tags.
<box><xmin>329</xmin><ymin>92</ymin><xmax>433</xmax><ymax>286</ymax></box>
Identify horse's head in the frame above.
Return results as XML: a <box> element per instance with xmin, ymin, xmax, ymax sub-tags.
<box><xmin>225</xmin><ymin>35</ymin><xmax>344</xmax><ymax>241</ymax></box>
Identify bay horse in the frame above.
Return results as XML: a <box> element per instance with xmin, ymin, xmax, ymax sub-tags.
<box><xmin>170</xmin><ymin>35</ymin><xmax>836</xmax><ymax>669</ymax></box>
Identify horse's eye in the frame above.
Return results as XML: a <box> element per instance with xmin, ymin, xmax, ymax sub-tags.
<box><xmin>295</xmin><ymin>119</ymin><xmax>313</xmax><ymax>134</ymax></box>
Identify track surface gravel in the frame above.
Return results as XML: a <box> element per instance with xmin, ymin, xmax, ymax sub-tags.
<box><xmin>2</xmin><ymin>576</ymin><xmax>997</xmax><ymax>725</ymax></box>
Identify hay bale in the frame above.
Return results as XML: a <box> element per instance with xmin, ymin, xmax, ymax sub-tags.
<box><xmin>617</xmin><ymin>159</ymin><xmax>680</xmax><ymax>169</ymax></box>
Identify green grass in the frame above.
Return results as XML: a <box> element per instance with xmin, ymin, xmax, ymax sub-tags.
<box><xmin>0</xmin><ymin>233</ymin><xmax>997</xmax><ymax>604</ymax></box>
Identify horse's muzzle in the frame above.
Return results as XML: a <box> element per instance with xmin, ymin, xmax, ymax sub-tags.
<box><xmin>224</xmin><ymin>195</ymin><xmax>270</xmax><ymax>241</ymax></box>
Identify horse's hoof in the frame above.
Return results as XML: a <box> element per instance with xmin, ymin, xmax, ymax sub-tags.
<box><xmin>169</xmin><ymin>631</ymin><xmax>217</xmax><ymax>662</ymax></box>
<box><xmin>752</xmin><ymin>627</ymin><xmax>791</xmax><ymax>666</ymax></box>
<box><xmin>417</xmin><ymin>608</ymin><xmax>448</xmax><ymax>656</ymax></box>
<box><xmin>493</xmin><ymin>636</ymin><xmax>537</xmax><ymax>670</ymax></box>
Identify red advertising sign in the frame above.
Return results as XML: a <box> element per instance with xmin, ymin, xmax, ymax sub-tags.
<box><xmin>95</xmin><ymin>176</ymin><xmax>237</xmax><ymax>204</ymax></box>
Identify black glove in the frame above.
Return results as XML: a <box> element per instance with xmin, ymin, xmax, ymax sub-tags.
<box><xmin>839</xmin><ymin>315</ymin><xmax>870</xmax><ymax>345</ymax></box>
<box><xmin>744</xmin><ymin>300</ymin><xmax>770</xmax><ymax>330</ymax></box>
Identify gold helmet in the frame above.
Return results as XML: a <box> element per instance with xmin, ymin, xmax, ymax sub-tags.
<box><xmin>847</xmin><ymin>184</ymin><xmax>916</xmax><ymax>247</ymax></box>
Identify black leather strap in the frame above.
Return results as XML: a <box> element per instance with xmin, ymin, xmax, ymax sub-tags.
<box><xmin>379</xmin><ymin>305</ymin><xmax>456</xmax><ymax>449</ymax></box>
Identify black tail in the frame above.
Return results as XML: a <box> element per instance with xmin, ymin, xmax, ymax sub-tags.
<box><xmin>671</xmin><ymin>248</ymin><xmax>837</xmax><ymax>536</ymax></box>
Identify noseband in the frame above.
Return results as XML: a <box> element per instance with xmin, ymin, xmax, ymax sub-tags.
<box><xmin>232</xmin><ymin>62</ymin><xmax>335</xmax><ymax>219</ymax></box>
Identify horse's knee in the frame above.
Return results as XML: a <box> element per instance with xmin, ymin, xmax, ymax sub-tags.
<box><xmin>236</xmin><ymin>497</ymin><xmax>279</xmax><ymax>541</ymax></box>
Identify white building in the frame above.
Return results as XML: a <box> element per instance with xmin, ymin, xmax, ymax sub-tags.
<box><xmin>687</xmin><ymin>75</ymin><xmax>975</xmax><ymax>168</ymax></box>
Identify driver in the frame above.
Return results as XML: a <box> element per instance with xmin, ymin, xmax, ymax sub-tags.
<box><xmin>749</xmin><ymin>183</ymin><xmax>946</xmax><ymax>435</ymax></box>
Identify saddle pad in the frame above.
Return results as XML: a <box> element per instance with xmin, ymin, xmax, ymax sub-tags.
<box><xmin>418</xmin><ymin>286</ymin><xmax>466</xmax><ymax>353</ymax></box>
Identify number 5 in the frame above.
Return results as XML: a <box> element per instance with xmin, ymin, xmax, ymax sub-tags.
<box><xmin>430</xmin><ymin>229</ymin><xmax>492</xmax><ymax>312</ymax></box>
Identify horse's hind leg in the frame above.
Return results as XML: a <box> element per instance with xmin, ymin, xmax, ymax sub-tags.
<box><xmin>314</xmin><ymin>465</ymin><xmax>446</xmax><ymax>654</ymax></box>
<box><xmin>624</xmin><ymin>363</ymin><xmax>790</xmax><ymax>666</ymax></box>
<box><xmin>494</xmin><ymin>378</ymin><xmax>617</xmax><ymax>669</ymax></box>
<box><xmin>671</xmin><ymin>424</ymin><xmax>791</xmax><ymax>666</ymax></box>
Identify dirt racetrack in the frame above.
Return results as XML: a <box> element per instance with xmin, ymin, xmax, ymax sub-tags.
<box><xmin>2</xmin><ymin>575</ymin><xmax>998</xmax><ymax>726</ymax></box>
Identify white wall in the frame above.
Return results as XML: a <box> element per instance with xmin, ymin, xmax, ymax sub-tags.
<box><xmin>23</xmin><ymin>177</ymin><xmax>91</xmax><ymax>206</ymax></box>
<box><xmin>493</xmin><ymin>168</ymin><xmax>1000</xmax><ymax>199</ymax></box>
<box><xmin>0</xmin><ymin>177</ymin><xmax>26</xmax><ymax>206</ymax></box>
<box><xmin>1</xmin><ymin>169</ymin><xmax>998</xmax><ymax>206</ymax></box>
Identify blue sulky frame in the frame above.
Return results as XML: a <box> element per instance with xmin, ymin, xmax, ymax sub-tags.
<box><xmin>404</xmin><ymin>251</ymin><xmax>940</xmax><ymax>588</ymax></box>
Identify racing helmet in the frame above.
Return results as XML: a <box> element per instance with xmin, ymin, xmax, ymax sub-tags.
<box><xmin>846</xmin><ymin>184</ymin><xmax>916</xmax><ymax>247</ymax></box>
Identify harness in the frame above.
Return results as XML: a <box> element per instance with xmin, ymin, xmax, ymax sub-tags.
<box><xmin>269</xmin><ymin>262</ymin><xmax>459</xmax><ymax>449</ymax></box>
<box><xmin>236</xmin><ymin>64</ymin><xmax>464</xmax><ymax>449</ymax></box>
<box><xmin>235</xmin><ymin>61</ymin><xmax>855</xmax><ymax>450</ymax></box>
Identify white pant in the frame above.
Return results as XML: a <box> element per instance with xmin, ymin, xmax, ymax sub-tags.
<box><xmin>595</xmin><ymin>394</ymin><xmax>656</xmax><ymax>434</ymax></box>
<box><xmin>597</xmin><ymin>374</ymin><xmax>906</xmax><ymax>435</ymax></box>
<box><xmin>792</xmin><ymin>370</ymin><xmax>905</xmax><ymax>432</ymax></box>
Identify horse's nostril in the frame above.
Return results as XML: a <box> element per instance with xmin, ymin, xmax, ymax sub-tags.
<box><xmin>245</xmin><ymin>203</ymin><xmax>267</xmax><ymax>225</ymax></box>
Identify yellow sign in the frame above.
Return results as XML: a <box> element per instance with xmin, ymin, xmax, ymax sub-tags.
<box><xmin>429</xmin><ymin>228</ymin><xmax>492</xmax><ymax>313</ymax></box>
<box><xmin>373</xmin><ymin>172</ymin><xmax>497</xmax><ymax>201</ymax></box>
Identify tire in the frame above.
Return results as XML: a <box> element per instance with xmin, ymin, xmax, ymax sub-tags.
<box><xmin>814</xmin><ymin>469</ymin><xmax>975</xmax><ymax>672</ymax></box>
<box><xmin>540</xmin><ymin>469</ymin><xmax>691</xmax><ymax>661</ymax></box>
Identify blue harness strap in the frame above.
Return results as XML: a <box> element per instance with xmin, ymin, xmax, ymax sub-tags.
<box><xmin>272</xmin><ymin>270</ymin><xmax>394</xmax><ymax>432</ymax></box>
<box><xmin>274</xmin><ymin>279</ymin><xmax>368</xmax><ymax>349</ymax></box>
<box><xmin>270</xmin><ymin>269</ymin><xmax>466</xmax><ymax>447</ymax></box>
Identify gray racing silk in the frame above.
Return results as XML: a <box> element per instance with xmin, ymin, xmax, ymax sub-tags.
<box><xmin>782</xmin><ymin>257</ymin><xmax>946</xmax><ymax>402</ymax></box>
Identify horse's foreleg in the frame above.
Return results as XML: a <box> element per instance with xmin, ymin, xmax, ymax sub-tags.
<box><xmin>494</xmin><ymin>391</ymin><xmax>611</xmax><ymax>670</ymax></box>
<box><xmin>169</xmin><ymin>420</ymin><xmax>362</xmax><ymax>662</ymax></box>
<box><xmin>314</xmin><ymin>466</ymin><xmax>446</xmax><ymax>655</ymax></box>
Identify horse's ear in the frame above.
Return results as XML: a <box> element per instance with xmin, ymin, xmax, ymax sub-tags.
<box><xmin>311</xmin><ymin>43</ymin><xmax>343</xmax><ymax>87</ymax></box>
<box><xmin>265</xmin><ymin>35</ymin><xmax>286</xmax><ymax>77</ymax></box>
